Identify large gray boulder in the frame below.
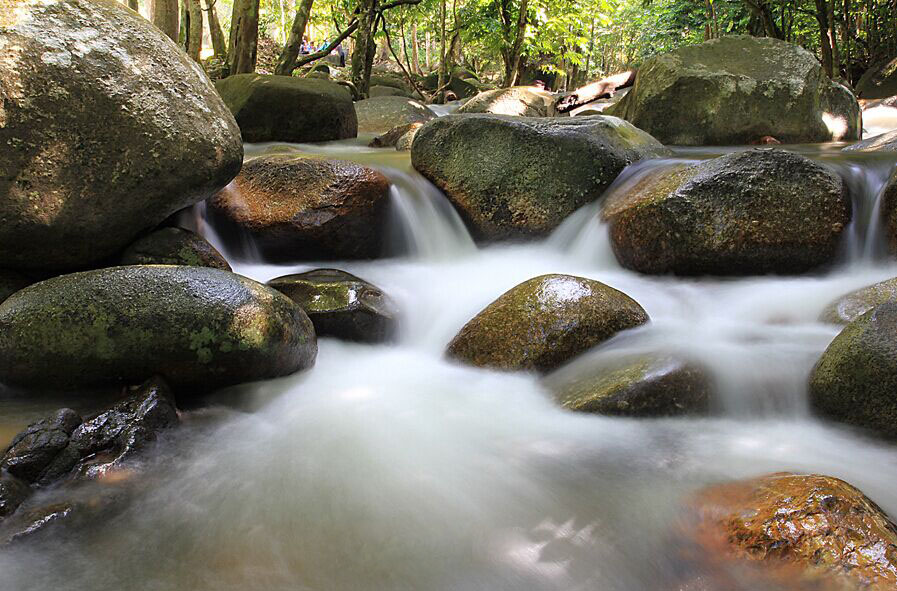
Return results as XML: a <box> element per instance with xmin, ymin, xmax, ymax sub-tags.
<box><xmin>0</xmin><ymin>266</ymin><xmax>317</xmax><ymax>390</ymax></box>
<box><xmin>606</xmin><ymin>36</ymin><xmax>861</xmax><ymax>145</ymax></box>
<box><xmin>354</xmin><ymin>96</ymin><xmax>436</xmax><ymax>134</ymax></box>
<box><xmin>411</xmin><ymin>114</ymin><xmax>669</xmax><ymax>240</ymax></box>
<box><xmin>457</xmin><ymin>87</ymin><xmax>558</xmax><ymax>117</ymax></box>
<box><xmin>0</xmin><ymin>0</ymin><xmax>243</xmax><ymax>271</ymax></box>
<box><xmin>215</xmin><ymin>74</ymin><xmax>357</xmax><ymax>142</ymax></box>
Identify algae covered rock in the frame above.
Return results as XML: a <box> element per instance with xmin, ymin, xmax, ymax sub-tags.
<box><xmin>606</xmin><ymin>36</ymin><xmax>860</xmax><ymax>145</ymax></box>
<box><xmin>412</xmin><ymin>114</ymin><xmax>669</xmax><ymax>240</ymax></box>
<box><xmin>447</xmin><ymin>274</ymin><xmax>649</xmax><ymax>372</ymax></box>
<box><xmin>0</xmin><ymin>0</ymin><xmax>243</xmax><ymax>271</ymax></box>
<box><xmin>369</xmin><ymin>122</ymin><xmax>424</xmax><ymax>150</ymax></box>
<box><xmin>809</xmin><ymin>302</ymin><xmax>897</xmax><ymax>439</ymax></box>
<box><xmin>354</xmin><ymin>96</ymin><xmax>436</xmax><ymax>133</ymax></box>
<box><xmin>216</xmin><ymin>74</ymin><xmax>357</xmax><ymax>142</ymax></box>
<box><xmin>820</xmin><ymin>277</ymin><xmax>897</xmax><ymax>324</ymax></box>
<box><xmin>0</xmin><ymin>266</ymin><xmax>316</xmax><ymax>390</ymax></box>
<box><xmin>209</xmin><ymin>155</ymin><xmax>391</xmax><ymax>261</ymax></box>
<box><xmin>457</xmin><ymin>87</ymin><xmax>558</xmax><ymax>117</ymax></box>
<box><xmin>120</xmin><ymin>227</ymin><xmax>231</xmax><ymax>271</ymax></box>
<box><xmin>268</xmin><ymin>269</ymin><xmax>397</xmax><ymax>342</ymax></box>
<box><xmin>604</xmin><ymin>149</ymin><xmax>849</xmax><ymax>275</ymax></box>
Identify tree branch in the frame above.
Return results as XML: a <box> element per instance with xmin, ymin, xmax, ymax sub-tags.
<box><xmin>292</xmin><ymin>20</ymin><xmax>359</xmax><ymax>70</ymax></box>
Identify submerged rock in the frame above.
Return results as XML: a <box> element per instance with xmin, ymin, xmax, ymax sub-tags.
<box><xmin>606</xmin><ymin>36</ymin><xmax>860</xmax><ymax>145</ymax></box>
<box><xmin>215</xmin><ymin>74</ymin><xmax>357</xmax><ymax>142</ymax></box>
<box><xmin>820</xmin><ymin>277</ymin><xmax>897</xmax><ymax>324</ymax></box>
<box><xmin>682</xmin><ymin>473</ymin><xmax>897</xmax><ymax>590</ymax></box>
<box><xmin>548</xmin><ymin>355</ymin><xmax>711</xmax><ymax>416</ymax></box>
<box><xmin>0</xmin><ymin>0</ymin><xmax>243</xmax><ymax>271</ymax></box>
<box><xmin>0</xmin><ymin>266</ymin><xmax>316</xmax><ymax>390</ymax></box>
<box><xmin>457</xmin><ymin>87</ymin><xmax>558</xmax><ymax>117</ymax></box>
<box><xmin>354</xmin><ymin>96</ymin><xmax>436</xmax><ymax>134</ymax></box>
<box><xmin>809</xmin><ymin>302</ymin><xmax>897</xmax><ymax>439</ymax></box>
<box><xmin>120</xmin><ymin>227</ymin><xmax>231</xmax><ymax>271</ymax></box>
<box><xmin>209</xmin><ymin>156</ymin><xmax>391</xmax><ymax>261</ymax></box>
<box><xmin>604</xmin><ymin>149</ymin><xmax>849</xmax><ymax>275</ymax></box>
<box><xmin>268</xmin><ymin>269</ymin><xmax>397</xmax><ymax>342</ymax></box>
<box><xmin>411</xmin><ymin>114</ymin><xmax>669</xmax><ymax>240</ymax></box>
<box><xmin>447</xmin><ymin>274</ymin><xmax>649</xmax><ymax>372</ymax></box>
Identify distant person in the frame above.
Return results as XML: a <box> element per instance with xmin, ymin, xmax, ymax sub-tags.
<box><xmin>336</xmin><ymin>42</ymin><xmax>346</xmax><ymax>67</ymax></box>
<box><xmin>299</xmin><ymin>38</ymin><xmax>310</xmax><ymax>54</ymax></box>
<box><xmin>318</xmin><ymin>40</ymin><xmax>328</xmax><ymax>52</ymax></box>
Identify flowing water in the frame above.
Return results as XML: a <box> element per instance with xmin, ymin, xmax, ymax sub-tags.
<box><xmin>1</xmin><ymin>138</ymin><xmax>897</xmax><ymax>590</ymax></box>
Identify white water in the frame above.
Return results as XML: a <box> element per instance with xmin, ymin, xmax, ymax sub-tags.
<box><xmin>2</xmin><ymin>142</ymin><xmax>897</xmax><ymax>590</ymax></box>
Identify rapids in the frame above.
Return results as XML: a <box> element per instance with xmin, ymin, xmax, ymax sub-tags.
<box><xmin>1</xmin><ymin>137</ymin><xmax>896</xmax><ymax>590</ymax></box>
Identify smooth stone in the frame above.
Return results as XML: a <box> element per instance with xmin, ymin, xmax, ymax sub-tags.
<box><xmin>820</xmin><ymin>277</ymin><xmax>897</xmax><ymax>324</ymax></box>
<box><xmin>457</xmin><ymin>87</ymin><xmax>558</xmax><ymax>117</ymax></box>
<box><xmin>120</xmin><ymin>227</ymin><xmax>231</xmax><ymax>271</ymax></box>
<box><xmin>354</xmin><ymin>96</ymin><xmax>436</xmax><ymax>134</ymax></box>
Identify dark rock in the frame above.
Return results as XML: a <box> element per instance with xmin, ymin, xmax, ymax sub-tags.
<box><xmin>0</xmin><ymin>475</ymin><xmax>31</xmax><ymax>519</ymax></box>
<box><xmin>120</xmin><ymin>227</ymin><xmax>231</xmax><ymax>270</ymax></box>
<box><xmin>354</xmin><ymin>96</ymin><xmax>436</xmax><ymax>134</ymax></box>
<box><xmin>369</xmin><ymin>122</ymin><xmax>423</xmax><ymax>150</ymax></box>
<box><xmin>268</xmin><ymin>269</ymin><xmax>397</xmax><ymax>342</ymax></box>
<box><xmin>879</xmin><ymin>171</ymin><xmax>897</xmax><ymax>253</ymax></box>
<box><xmin>856</xmin><ymin>57</ymin><xmax>897</xmax><ymax>100</ymax></box>
<box><xmin>1</xmin><ymin>409</ymin><xmax>81</xmax><ymax>483</ymax></box>
<box><xmin>458</xmin><ymin>87</ymin><xmax>558</xmax><ymax>117</ymax></box>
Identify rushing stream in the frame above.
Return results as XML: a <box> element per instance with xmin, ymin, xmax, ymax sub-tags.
<box><xmin>1</xmin><ymin>137</ymin><xmax>897</xmax><ymax>590</ymax></box>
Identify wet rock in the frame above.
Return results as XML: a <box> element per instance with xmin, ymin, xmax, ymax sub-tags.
<box><xmin>604</xmin><ymin>149</ymin><xmax>849</xmax><ymax>275</ymax></box>
<box><xmin>209</xmin><ymin>155</ymin><xmax>391</xmax><ymax>261</ymax></box>
<box><xmin>370</xmin><ymin>85</ymin><xmax>413</xmax><ymax>98</ymax></box>
<box><xmin>682</xmin><ymin>473</ymin><xmax>897</xmax><ymax>590</ymax></box>
<box><xmin>215</xmin><ymin>74</ymin><xmax>357</xmax><ymax>142</ymax></box>
<box><xmin>354</xmin><ymin>96</ymin><xmax>436</xmax><ymax>134</ymax></box>
<box><xmin>0</xmin><ymin>0</ymin><xmax>243</xmax><ymax>271</ymax></box>
<box><xmin>880</xmin><ymin>171</ymin><xmax>897</xmax><ymax>253</ymax></box>
<box><xmin>548</xmin><ymin>355</ymin><xmax>711</xmax><ymax>416</ymax></box>
<box><xmin>0</xmin><ymin>266</ymin><xmax>316</xmax><ymax>390</ymax></box>
<box><xmin>843</xmin><ymin>130</ymin><xmax>897</xmax><ymax>152</ymax></box>
<box><xmin>809</xmin><ymin>301</ymin><xmax>897</xmax><ymax>439</ymax></box>
<box><xmin>606</xmin><ymin>36</ymin><xmax>860</xmax><ymax>145</ymax></box>
<box><xmin>1</xmin><ymin>409</ymin><xmax>81</xmax><ymax>483</ymax></box>
<box><xmin>268</xmin><ymin>269</ymin><xmax>397</xmax><ymax>342</ymax></box>
<box><xmin>820</xmin><ymin>277</ymin><xmax>897</xmax><ymax>324</ymax></box>
<box><xmin>457</xmin><ymin>87</ymin><xmax>558</xmax><ymax>117</ymax></box>
<box><xmin>411</xmin><ymin>114</ymin><xmax>669</xmax><ymax>241</ymax></box>
<box><xmin>369</xmin><ymin>122</ymin><xmax>423</xmax><ymax>150</ymax></box>
<box><xmin>420</xmin><ymin>72</ymin><xmax>479</xmax><ymax>99</ymax></box>
<box><xmin>369</xmin><ymin>71</ymin><xmax>414</xmax><ymax>93</ymax></box>
<box><xmin>120</xmin><ymin>227</ymin><xmax>231</xmax><ymax>271</ymax></box>
<box><xmin>0</xmin><ymin>270</ymin><xmax>32</xmax><ymax>305</ymax></box>
<box><xmin>856</xmin><ymin>57</ymin><xmax>897</xmax><ymax>100</ymax></box>
<box><xmin>447</xmin><ymin>274</ymin><xmax>649</xmax><ymax>372</ymax></box>
<box><xmin>0</xmin><ymin>475</ymin><xmax>31</xmax><ymax>519</ymax></box>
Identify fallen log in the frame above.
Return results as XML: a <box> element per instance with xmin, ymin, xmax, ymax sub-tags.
<box><xmin>556</xmin><ymin>70</ymin><xmax>637</xmax><ymax>113</ymax></box>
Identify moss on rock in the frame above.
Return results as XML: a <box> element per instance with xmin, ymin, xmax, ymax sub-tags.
<box><xmin>120</xmin><ymin>227</ymin><xmax>231</xmax><ymax>271</ymax></box>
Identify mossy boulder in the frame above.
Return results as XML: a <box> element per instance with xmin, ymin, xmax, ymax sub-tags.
<box><xmin>0</xmin><ymin>266</ymin><xmax>316</xmax><ymax>390</ymax></box>
<box><xmin>120</xmin><ymin>227</ymin><xmax>230</xmax><ymax>271</ymax></box>
<box><xmin>268</xmin><ymin>269</ymin><xmax>397</xmax><ymax>342</ymax></box>
<box><xmin>843</xmin><ymin>130</ymin><xmax>897</xmax><ymax>152</ymax></box>
<box><xmin>606</xmin><ymin>36</ymin><xmax>861</xmax><ymax>145</ymax></box>
<box><xmin>683</xmin><ymin>473</ymin><xmax>897</xmax><ymax>590</ymax></box>
<box><xmin>369</xmin><ymin>85</ymin><xmax>413</xmax><ymax>98</ymax></box>
<box><xmin>446</xmin><ymin>274</ymin><xmax>649</xmax><ymax>372</ymax></box>
<box><xmin>0</xmin><ymin>0</ymin><xmax>243</xmax><ymax>271</ymax></box>
<box><xmin>548</xmin><ymin>355</ymin><xmax>711</xmax><ymax>416</ymax></box>
<box><xmin>208</xmin><ymin>155</ymin><xmax>391</xmax><ymax>261</ymax></box>
<box><xmin>420</xmin><ymin>73</ymin><xmax>479</xmax><ymax>98</ymax></box>
<box><xmin>457</xmin><ymin>87</ymin><xmax>558</xmax><ymax>117</ymax></box>
<box><xmin>856</xmin><ymin>57</ymin><xmax>897</xmax><ymax>100</ymax></box>
<box><xmin>354</xmin><ymin>96</ymin><xmax>436</xmax><ymax>134</ymax></box>
<box><xmin>369</xmin><ymin>72</ymin><xmax>412</xmax><ymax>92</ymax></box>
<box><xmin>216</xmin><ymin>74</ymin><xmax>357</xmax><ymax>142</ymax></box>
<box><xmin>0</xmin><ymin>270</ymin><xmax>32</xmax><ymax>305</ymax></box>
<box><xmin>604</xmin><ymin>149</ymin><xmax>849</xmax><ymax>275</ymax></box>
<box><xmin>820</xmin><ymin>277</ymin><xmax>897</xmax><ymax>324</ymax></box>
<box><xmin>411</xmin><ymin>114</ymin><xmax>669</xmax><ymax>241</ymax></box>
<box><xmin>809</xmin><ymin>302</ymin><xmax>897</xmax><ymax>439</ymax></box>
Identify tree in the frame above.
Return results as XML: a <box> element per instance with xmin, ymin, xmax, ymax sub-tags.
<box><xmin>204</xmin><ymin>0</ymin><xmax>228</xmax><ymax>59</ymax></box>
<box><xmin>275</xmin><ymin>0</ymin><xmax>316</xmax><ymax>74</ymax></box>
<box><xmin>228</xmin><ymin>0</ymin><xmax>261</xmax><ymax>74</ymax></box>
<box><xmin>180</xmin><ymin>0</ymin><xmax>204</xmax><ymax>61</ymax></box>
<box><xmin>153</xmin><ymin>0</ymin><xmax>179</xmax><ymax>41</ymax></box>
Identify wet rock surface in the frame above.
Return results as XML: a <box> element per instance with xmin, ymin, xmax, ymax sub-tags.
<box><xmin>843</xmin><ymin>130</ymin><xmax>897</xmax><ymax>152</ymax></box>
<box><xmin>369</xmin><ymin>123</ymin><xmax>424</xmax><ymax>150</ymax></box>
<box><xmin>354</xmin><ymin>96</ymin><xmax>436</xmax><ymax>134</ymax></box>
<box><xmin>457</xmin><ymin>87</ymin><xmax>558</xmax><ymax>117</ymax></box>
<box><xmin>120</xmin><ymin>227</ymin><xmax>231</xmax><ymax>271</ymax></box>
<box><xmin>820</xmin><ymin>277</ymin><xmax>897</xmax><ymax>324</ymax></box>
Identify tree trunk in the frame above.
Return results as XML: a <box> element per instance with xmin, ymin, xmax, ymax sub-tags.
<box><xmin>205</xmin><ymin>0</ymin><xmax>227</xmax><ymax>59</ymax></box>
<box><xmin>152</xmin><ymin>0</ymin><xmax>179</xmax><ymax>41</ymax></box>
<box><xmin>351</xmin><ymin>0</ymin><xmax>378</xmax><ymax>98</ymax></box>
<box><xmin>814</xmin><ymin>0</ymin><xmax>834</xmax><ymax>76</ymax></box>
<box><xmin>275</xmin><ymin>0</ymin><xmax>315</xmax><ymax>75</ymax></box>
<box><xmin>411</xmin><ymin>22</ymin><xmax>420</xmax><ymax>74</ymax></box>
<box><xmin>438</xmin><ymin>0</ymin><xmax>447</xmax><ymax>99</ymax></box>
<box><xmin>503</xmin><ymin>0</ymin><xmax>527</xmax><ymax>86</ymax></box>
<box><xmin>227</xmin><ymin>0</ymin><xmax>260</xmax><ymax>75</ymax></box>
<box><xmin>186</xmin><ymin>0</ymin><xmax>202</xmax><ymax>61</ymax></box>
<box><xmin>128</xmin><ymin>0</ymin><xmax>139</xmax><ymax>12</ymax></box>
<box><xmin>827</xmin><ymin>0</ymin><xmax>841</xmax><ymax>76</ymax></box>
<box><xmin>425</xmin><ymin>31</ymin><xmax>431</xmax><ymax>70</ymax></box>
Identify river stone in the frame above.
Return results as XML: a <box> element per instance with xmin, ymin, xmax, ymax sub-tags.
<box><xmin>820</xmin><ymin>278</ymin><xmax>897</xmax><ymax>324</ymax></box>
<box><xmin>215</xmin><ymin>74</ymin><xmax>357</xmax><ymax>142</ymax></box>
<box><xmin>208</xmin><ymin>156</ymin><xmax>391</xmax><ymax>261</ymax></box>
<box><xmin>809</xmin><ymin>302</ymin><xmax>897</xmax><ymax>439</ymax></box>
<box><xmin>370</xmin><ymin>85</ymin><xmax>413</xmax><ymax>98</ymax></box>
<box><xmin>683</xmin><ymin>473</ymin><xmax>897</xmax><ymax>590</ymax></box>
<box><xmin>0</xmin><ymin>475</ymin><xmax>30</xmax><ymax>520</ymax></box>
<box><xmin>843</xmin><ymin>130</ymin><xmax>897</xmax><ymax>152</ymax></box>
<box><xmin>605</xmin><ymin>36</ymin><xmax>861</xmax><ymax>145</ymax></box>
<box><xmin>1</xmin><ymin>409</ymin><xmax>81</xmax><ymax>483</ymax></box>
<box><xmin>604</xmin><ymin>149</ymin><xmax>849</xmax><ymax>275</ymax></box>
<box><xmin>856</xmin><ymin>57</ymin><xmax>897</xmax><ymax>100</ymax></box>
<box><xmin>0</xmin><ymin>0</ymin><xmax>243</xmax><ymax>271</ymax></box>
<box><xmin>549</xmin><ymin>355</ymin><xmax>711</xmax><ymax>416</ymax></box>
<box><xmin>0</xmin><ymin>266</ymin><xmax>316</xmax><ymax>390</ymax></box>
<box><xmin>411</xmin><ymin>114</ymin><xmax>669</xmax><ymax>241</ymax></box>
<box><xmin>457</xmin><ymin>87</ymin><xmax>558</xmax><ymax>117</ymax></box>
<box><xmin>369</xmin><ymin>122</ymin><xmax>423</xmax><ymax>150</ymax></box>
<box><xmin>421</xmin><ymin>73</ymin><xmax>479</xmax><ymax>99</ymax></box>
<box><xmin>120</xmin><ymin>227</ymin><xmax>231</xmax><ymax>271</ymax></box>
<box><xmin>446</xmin><ymin>274</ymin><xmax>649</xmax><ymax>372</ymax></box>
<box><xmin>268</xmin><ymin>269</ymin><xmax>397</xmax><ymax>342</ymax></box>
<box><xmin>0</xmin><ymin>270</ymin><xmax>31</xmax><ymax>305</ymax></box>
<box><xmin>881</xmin><ymin>171</ymin><xmax>897</xmax><ymax>253</ymax></box>
<box><xmin>354</xmin><ymin>96</ymin><xmax>436</xmax><ymax>134</ymax></box>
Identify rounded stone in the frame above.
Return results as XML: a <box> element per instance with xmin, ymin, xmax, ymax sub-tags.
<box><xmin>820</xmin><ymin>277</ymin><xmax>897</xmax><ymax>324</ymax></box>
<box><xmin>120</xmin><ymin>227</ymin><xmax>231</xmax><ymax>271</ymax></box>
<box><xmin>354</xmin><ymin>96</ymin><xmax>436</xmax><ymax>134</ymax></box>
<box><xmin>457</xmin><ymin>87</ymin><xmax>558</xmax><ymax>117</ymax></box>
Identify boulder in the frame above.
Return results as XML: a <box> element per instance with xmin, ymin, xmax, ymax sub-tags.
<box><xmin>820</xmin><ymin>277</ymin><xmax>897</xmax><ymax>324</ymax></box>
<box><xmin>370</xmin><ymin>85</ymin><xmax>413</xmax><ymax>98</ymax></box>
<box><xmin>548</xmin><ymin>355</ymin><xmax>711</xmax><ymax>416</ymax></box>
<box><xmin>369</xmin><ymin>72</ymin><xmax>412</xmax><ymax>92</ymax></box>
<box><xmin>268</xmin><ymin>269</ymin><xmax>397</xmax><ymax>342</ymax></box>
<box><xmin>0</xmin><ymin>270</ymin><xmax>32</xmax><ymax>305</ymax></box>
<box><xmin>0</xmin><ymin>266</ymin><xmax>316</xmax><ymax>390</ymax></box>
<box><xmin>1</xmin><ymin>409</ymin><xmax>81</xmax><ymax>483</ymax></box>
<box><xmin>411</xmin><ymin>114</ymin><xmax>669</xmax><ymax>240</ymax></box>
<box><xmin>0</xmin><ymin>476</ymin><xmax>30</xmax><ymax>520</ymax></box>
<box><xmin>606</xmin><ymin>36</ymin><xmax>861</xmax><ymax>145</ymax></box>
<box><xmin>682</xmin><ymin>473</ymin><xmax>897</xmax><ymax>590</ymax></box>
<box><xmin>809</xmin><ymin>301</ymin><xmax>897</xmax><ymax>439</ymax></box>
<box><xmin>446</xmin><ymin>274</ymin><xmax>649</xmax><ymax>372</ymax></box>
<box><xmin>844</xmin><ymin>130</ymin><xmax>897</xmax><ymax>152</ymax></box>
<box><xmin>215</xmin><ymin>74</ymin><xmax>357</xmax><ymax>142</ymax></box>
<box><xmin>369</xmin><ymin>122</ymin><xmax>423</xmax><ymax>150</ymax></box>
<box><xmin>856</xmin><ymin>57</ymin><xmax>897</xmax><ymax>100</ymax></box>
<box><xmin>208</xmin><ymin>156</ymin><xmax>391</xmax><ymax>261</ymax></box>
<box><xmin>421</xmin><ymin>72</ymin><xmax>479</xmax><ymax>98</ymax></box>
<box><xmin>120</xmin><ymin>227</ymin><xmax>231</xmax><ymax>271</ymax></box>
<box><xmin>879</xmin><ymin>171</ymin><xmax>897</xmax><ymax>253</ymax></box>
<box><xmin>603</xmin><ymin>149</ymin><xmax>849</xmax><ymax>275</ymax></box>
<box><xmin>457</xmin><ymin>87</ymin><xmax>558</xmax><ymax>117</ymax></box>
<box><xmin>0</xmin><ymin>0</ymin><xmax>243</xmax><ymax>271</ymax></box>
<box><xmin>354</xmin><ymin>96</ymin><xmax>436</xmax><ymax>134</ymax></box>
